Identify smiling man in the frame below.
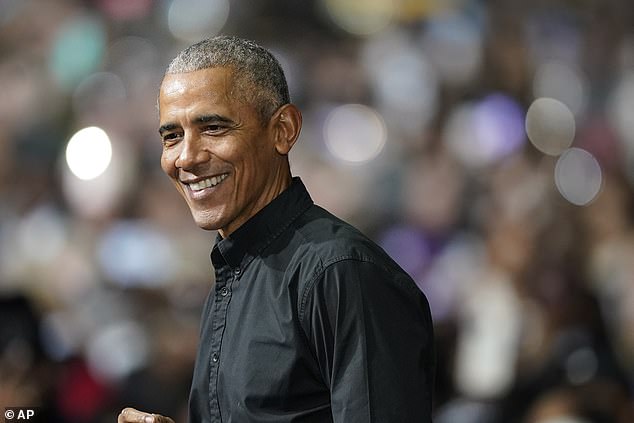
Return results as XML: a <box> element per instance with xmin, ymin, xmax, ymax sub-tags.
<box><xmin>119</xmin><ymin>36</ymin><xmax>434</xmax><ymax>423</ymax></box>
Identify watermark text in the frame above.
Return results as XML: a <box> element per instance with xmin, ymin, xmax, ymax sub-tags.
<box><xmin>4</xmin><ymin>408</ymin><xmax>42</xmax><ymax>422</ymax></box>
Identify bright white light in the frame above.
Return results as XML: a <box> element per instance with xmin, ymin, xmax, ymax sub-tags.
<box><xmin>324</xmin><ymin>104</ymin><xmax>386</xmax><ymax>163</ymax></box>
<box><xmin>168</xmin><ymin>0</ymin><xmax>229</xmax><ymax>42</ymax></box>
<box><xmin>323</xmin><ymin>0</ymin><xmax>394</xmax><ymax>36</ymax></box>
<box><xmin>65</xmin><ymin>126</ymin><xmax>112</xmax><ymax>180</ymax></box>
<box><xmin>61</xmin><ymin>136</ymin><xmax>135</xmax><ymax>218</ymax></box>
<box><xmin>555</xmin><ymin>148</ymin><xmax>602</xmax><ymax>206</ymax></box>
<box><xmin>525</xmin><ymin>97</ymin><xmax>575</xmax><ymax>156</ymax></box>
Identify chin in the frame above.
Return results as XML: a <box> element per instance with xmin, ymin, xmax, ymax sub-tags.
<box><xmin>192</xmin><ymin>217</ymin><xmax>221</xmax><ymax>231</ymax></box>
<box><xmin>196</xmin><ymin>222</ymin><xmax>218</xmax><ymax>231</ymax></box>
<box><xmin>190</xmin><ymin>211</ymin><xmax>224</xmax><ymax>231</ymax></box>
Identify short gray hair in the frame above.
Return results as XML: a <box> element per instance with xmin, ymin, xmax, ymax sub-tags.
<box><xmin>165</xmin><ymin>36</ymin><xmax>290</xmax><ymax>121</ymax></box>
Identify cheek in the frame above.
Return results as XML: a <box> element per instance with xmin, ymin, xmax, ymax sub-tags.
<box><xmin>160</xmin><ymin>151</ymin><xmax>176</xmax><ymax>177</ymax></box>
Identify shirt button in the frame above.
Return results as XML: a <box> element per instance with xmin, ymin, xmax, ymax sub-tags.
<box><xmin>219</xmin><ymin>287</ymin><xmax>229</xmax><ymax>297</ymax></box>
<box><xmin>233</xmin><ymin>268</ymin><xmax>241</xmax><ymax>276</ymax></box>
<box><xmin>212</xmin><ymin>353</ymin><xmax>219</xmax><ymax>363</ymax></box>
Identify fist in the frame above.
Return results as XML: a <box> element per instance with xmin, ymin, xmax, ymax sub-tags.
<box><xmin>118</xmin><ymin>407</ymin><xmax>175</xmax><ymax>423</ymax></box>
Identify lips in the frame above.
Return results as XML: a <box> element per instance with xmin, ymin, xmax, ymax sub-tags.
<box><xmin>182</xmin><ymin>172</ymin><xmax>230</xmax><ymax>199</ymax></box>
<box><xmin>187</xmin><ymin>173</ymin><xmax>229</xmax><ymax>191</ymax></box>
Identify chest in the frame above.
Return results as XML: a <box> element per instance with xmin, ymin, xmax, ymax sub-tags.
<box><xmin>205</xmin><ymin>264</ymin><xmax>326</xmax><ymax>410</ymax></box>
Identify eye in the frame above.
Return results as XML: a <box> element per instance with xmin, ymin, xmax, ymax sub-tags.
<box><xmin>202</xmin><ymin>124</ymin><xmax>228</xmax><ymax>135</ymax></box>
<box><xmin>162</xmin><ymin>132</ymin><xmax>182</xmax><ymax>145</ymax></box>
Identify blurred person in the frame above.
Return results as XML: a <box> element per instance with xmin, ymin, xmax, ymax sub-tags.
<box><xmin>523</xmin><ymin>381</ymin><xmax>634</xmax><ymax>423</ymax></box>
<box><xmin>0</xmin><ymin>295</ymin><xmax>62</xmax><ymax>422</ymax></box>
<box><xmin>119</xmin><ymin>36</ymin><xmax>435</xmax><ymax>423</ymax></box>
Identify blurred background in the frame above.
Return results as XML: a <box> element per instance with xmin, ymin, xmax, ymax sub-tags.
<box><xmin>1</xmin><ymin>0</ymin><xmax>634</xmax><ymax>421</ymax></box>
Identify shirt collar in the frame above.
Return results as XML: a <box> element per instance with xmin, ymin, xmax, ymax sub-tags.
<box><xmin>211</xmin><ymin>177</ymin><xmax>313</xmax><ymax>270</ymax></box>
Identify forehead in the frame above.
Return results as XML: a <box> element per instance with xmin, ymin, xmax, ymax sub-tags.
<box><xmin>159</xmin><ymin>66</ymin><xmax>236</xmax><ymax>103</ymax></box>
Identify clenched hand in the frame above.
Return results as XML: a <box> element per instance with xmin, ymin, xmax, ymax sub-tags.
<box><xmin>118</xmin><ymin>407</ymin><xmax>175</xmax><ymax>423</ymax></box>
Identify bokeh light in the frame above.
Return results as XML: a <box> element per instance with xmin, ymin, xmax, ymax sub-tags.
<box><xmin>607</xmin><ymin>71</ymin><xmax>634</xmax><ymax>184</ymax></box>
<box><xmin>525</xmin><ymin>97</ymin><xmax>575</xmax><ymax>156</ymax></box>
<box><xmin>525</xmin><ymin>13</ymin><xmax>582</xmax><ymax>67</ymax></box>
<box><xmin>3</xmin><ymin>1</ymin><xmax>634</xmax><ymax>421</ymax></box>
<box><xmin>421</xmin><ymin>12</ymin><xmax>483</xmax><ymax>86</ymax></box>
<box><xmin>533</xmin><ymin>61</ymin><xmax>588</xmax><ymax>116</ymax></box>
<box><xmin>65</xmin><ymin>126</ymin><xmax>113</xmax><ymax>181</ymax></box>
<box><xmin>95</xmin><ymin>0</ymin><xmax>152</xmax><ymax>21</ymax></box>
<box><xmin>73</xmin><ymin>72</ymin><xmax>127</xmax><ymax>117</ymax></box>
<box><xmin>454</xmin><ymin>272</ymin><xmax>521</xmax><ymax>398</ymax></box>
<box><xmin>167</xmin><ymin>0</ymin><xmax>229</xmax><ymax>42</ymax></box>
<box><xmin>97</xmin><ymin>221</ymin><xmax>175</xmax><ymax>287</ymax></box>
<box><xmin>322</xmin><ymin>0</ymin><xmax>394</xmax><ymax>36</ymax></box>
<box><xmin>422</xmin><ymin>234</ymin><xmax>486</xmax><ymax>322</ymax></box>
<box><xmin>41</xmin><ymin>311</ymin><xmax>81</xmax><ymax>361</ymax></box>
<box><xmin>323</xmin><ymin>104</ymin><xmax>387</xmax><ymax>163</ymax></box>
<box><xmin>378</xmin><ymin>225</ymin><xmax>430</xmax><ymax>278</ymax></box>
<box><xmin>62</xmin><ymin>133</ymin><xmax>135</xmax><ymax>218</ymax></box>
<box><xmin>445</xmin><ymin>94</ymin><xmax>525</xmax><ymax>168</ymax></box>
<box><xmin>362</xmin><ymin>33</ymin><xmax>438</xmax><ymax>138</ymax></box>
<box><xmin>15</xmin><ymin>205</ymin><xmax>67</xmax><ymax>266</ymax></box>
<box><xmin>107</xmin><ymin>36</ymin><xmax>160</xmax><ymax>82</ymax></box>
<box><xmin>86</xmin><ymin>321</ymin><xmax>148</xmax><ymax>382</ymax></box>
<box><xmin>565</xmin><ymin>347</ymin><xmax>598</xmax><ymax>385</ymax></box>
<box><xmin>49</xmin><ymin>15</ymin><xmax>106</xmax><ymax>90</ymax></box>
<box><xmin>608</xmin><ymin>71</ymin><xmax>634</xmax><ymax>149</ymax></box>
<box><xmin>434</xmin><ymin>399</ymin><xmax>497</xmax><ymax>423</ymax></box>
<box><xmin>555</xmin><ymin>148</ymin><xmax>602</xmax><ymax>206</ymax></box>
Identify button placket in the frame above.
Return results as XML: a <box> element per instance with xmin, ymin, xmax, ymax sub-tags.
<box><xmin>208</xmin><ymin>265</ymin><xmax>233</xmax><ymax>420</ymax></box>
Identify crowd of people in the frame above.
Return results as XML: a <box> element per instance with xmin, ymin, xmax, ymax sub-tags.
<box><xmin>1</xmin><ymin>0</ymin><xmax>633</xmax><ymax>421</ymax></box>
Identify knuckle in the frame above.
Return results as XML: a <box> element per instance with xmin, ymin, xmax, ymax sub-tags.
<box><xmin>118</xmin><ymin>407</ymin><xmax>136</xmax><ymax>422</ymax></box>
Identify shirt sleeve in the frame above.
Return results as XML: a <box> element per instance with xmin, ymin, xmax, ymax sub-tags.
<box><xmin>300</xmin><ymin>258</ymin><xmax>435</xmax><ymax>423</ymax></box>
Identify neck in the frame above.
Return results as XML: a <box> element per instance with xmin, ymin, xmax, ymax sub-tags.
<box><xmin>219</xmin><ymin>167</ymin><xmax>292</xmax><ymax>238</ymax></box>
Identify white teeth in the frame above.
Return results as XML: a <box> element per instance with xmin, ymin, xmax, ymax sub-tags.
<box><xmin>188</xmin><ymin>173</ymin><xmax>228</xmax><ymax>191</ymax></box>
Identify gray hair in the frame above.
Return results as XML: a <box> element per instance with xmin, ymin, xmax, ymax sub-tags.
<box><xmin>165</xmin><ymin>36</ymin><xmax>290</xmax><ymax>121</ymax></box>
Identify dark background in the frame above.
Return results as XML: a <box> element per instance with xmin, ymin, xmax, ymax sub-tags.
<box><xmin>1</xmin><ymin>0</ymin><xmax>633</xmax><ymax>421</ymax></box>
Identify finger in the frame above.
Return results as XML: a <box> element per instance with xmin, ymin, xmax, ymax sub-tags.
<box><xmin>118</xmin><ymin>408</ymin><xmax>153</xmax><ymax>423</ymax></box>
<box><xmin>118</xmin><ymin>408</ymin><xmax>176</xmax><ymax>423</ymax></box>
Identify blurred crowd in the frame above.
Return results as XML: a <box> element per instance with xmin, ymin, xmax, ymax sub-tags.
<box><xmin>1</xmin><ymin>0</ymin><xmax>634</xmax><ymax>421</ymax></box>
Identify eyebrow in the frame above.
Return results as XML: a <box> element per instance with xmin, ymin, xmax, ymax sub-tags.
<box><xmin>158</xmin><ymin>114</ymin><xmax>236</xmax><ymax>135</ymax></box>
<box><xmin>158</xmin><ymin>123</ymin><xmax>179</xmax><ymax>135</ymax></box>
<box><xmin>194</xmin><ymin>114</ymin><xmax>235</xmax><ymax>126</ymax></box>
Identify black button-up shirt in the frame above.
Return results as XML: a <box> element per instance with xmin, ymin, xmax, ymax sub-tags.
<box><xmin>188</xmin><ymin>177</ymin><xmax>434</xmax><ymax>423</ymax></box>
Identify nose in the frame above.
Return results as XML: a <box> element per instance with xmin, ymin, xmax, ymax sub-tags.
<box><xmin>174</xmin><ymin>133</ymin><xmax>210</xmax><ymax>170</ymax></box>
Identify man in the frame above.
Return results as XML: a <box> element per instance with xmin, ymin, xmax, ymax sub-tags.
<box><xmin>119</xmin><ymin>36</ymin><xmax>434</xmax><ymax>423</ymax></box>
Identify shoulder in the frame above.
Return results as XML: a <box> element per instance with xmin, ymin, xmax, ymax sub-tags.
<box><xmin>291</xmin><ymin>205</ymin><xmax>394</xmax><ymax>271</ymax></box>
<box><xmin>288</xmin><ymin>205</ymin><xmax>422</xmax><ymax>300</ymax></box>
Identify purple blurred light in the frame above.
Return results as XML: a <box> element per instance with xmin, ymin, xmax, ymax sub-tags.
<box><xmin>378</xmin><ymin>225</ymin><xmax>429</xmax><ymax>278</ymax></box>
<box><xmin>472</xmin><ymin>94</ymin><xmax>526</xmax><ymax>161</ymax></box>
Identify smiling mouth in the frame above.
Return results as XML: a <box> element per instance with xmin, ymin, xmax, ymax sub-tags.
<box><xmin>187</xmin><ymin>173</ymin><xmax>229</xmax><ymax>192</ymax></box>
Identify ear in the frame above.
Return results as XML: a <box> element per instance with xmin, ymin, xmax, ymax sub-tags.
<box><xmin>270</xmin><ymin>104</ymin><xmax>302</xmax><ymax>155</ymax></box>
